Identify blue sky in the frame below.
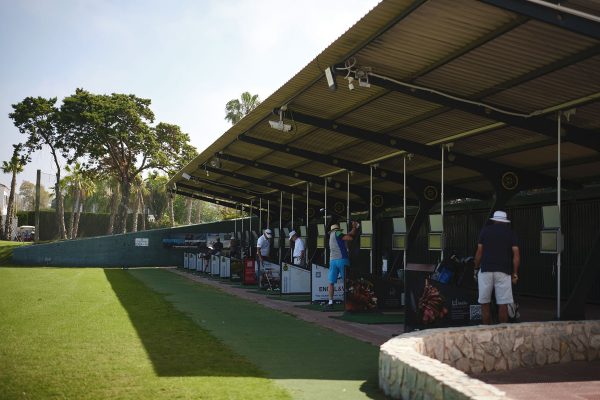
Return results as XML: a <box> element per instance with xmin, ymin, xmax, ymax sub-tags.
<box><xmin>0</xmin><ymin>0</ymin><xmax>380</xmax><ymax>188</ymax></box>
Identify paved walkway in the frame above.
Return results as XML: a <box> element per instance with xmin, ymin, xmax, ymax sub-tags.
<box><xmin>472</xmin><ymin>360</ymin><xmax>600</xmax><ymax>400</ymax></box>
<box><xmin>168</xmin><ymin>268</ymin><xmax>403</xmax><ymax>346</ymax></box>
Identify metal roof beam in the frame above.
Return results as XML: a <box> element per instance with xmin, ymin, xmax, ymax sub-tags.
<box><xmin>481</xmin><ymin>0</ymin><xmax>600</xmax><ymax>40</ymax></box>
<box><xmin>176</xmin><ymin>182</ymin><xmax>258</xmax><ymax>206</ymax></box>
<box><xmin>238</xmin><ymin>134</ymin><xmax>483</xmax><ymax>200</ymax></box>
<box><xmin>279</xmin><ymin>109</ymin><xmax>574</xmax><ymax>190</ymax></box>
<box><xmin>176</xmin><ymin>182</ymin><xmax>312</xmax><ymax>215</ymax></box>
<box><xmin>172</xmin><ymin>189</ymin><xmax>240</xmax><ymax>211</ymax></box>
<box><xmin>200</xmin><ymin>166</ymin><xmax>369</xmax><ymax>210</ymax></box>
<box><xmin>215</xmin><ymin>152</ymin><xmax>408</xmax><ymax>206</ymax></box>
<box><xmin>364</xmin><ymin>73</ymin><xmax>600</xmax><ymax>152</ymax></box>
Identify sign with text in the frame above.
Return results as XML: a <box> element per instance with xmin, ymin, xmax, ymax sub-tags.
<box><xmin>311</xmin><ymin>263</ymin><xmax>343</xmax><ymax>302</ymax></box>
<box><xmin>135</xmin><ymin>238</ymin><xmax>149</xmax><ymax>247</ymax></box>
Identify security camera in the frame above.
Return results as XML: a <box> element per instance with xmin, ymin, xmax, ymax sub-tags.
<box><xmin>269</xmin><ymin>120</ymin><xmax>292</xmax><ymax>132</ymax></box>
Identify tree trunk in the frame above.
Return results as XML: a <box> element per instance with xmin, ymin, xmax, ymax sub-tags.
<box><xmin>115</xmin><ymin>179</ymin><xmax>132</xmax><ymax>235</ymax></box>
<box><xmin>55</xmin><ymin>171</ymin><xmax>67</xmax><ymax>240</ymax></box>
<box><xmin>132</xmin><ymin>191</ymin><xmax>140</xmax><ymax>233</ymax></box>
<box><xmin>107</xmin><ymin>185</ymin><xmax>120</xmax><ymax>235</ymax></box>
<box><xmin>4</xmin><ymin>169</ymin><xmax>17</xmax><ymax>240</ymax></box>
<box><xmin>195</xmin><ymin>200</ymin><xmax>202</xmax><ymax>224</ymax></box>
<box><xmin>69</xmin><ymin>189</ymin><xmax>80</xmax><ymax>239</ymax></box>
<box><xmin>140</xmin><ymin>191</ymin><xmax>146</xmax><ymax>231</ymax></box>
<box><xmin>73</xmin><ymin>197</ymin><xmax>84</xmax><ymax>239</ymax></box>
<box><xmin>185</xmin><ymin>197</ymin><xmax>192</xmax><ymax>225</ymax></box>
<box><xmin>168</xmin><ymin>195</ymin><xmax>174</xmax><ymax>227</ymax></box>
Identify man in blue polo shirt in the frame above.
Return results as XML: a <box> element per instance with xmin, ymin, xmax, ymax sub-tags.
<box><xmin>326</xmin><ymin>221</ymin><xmax>358</xmax><ymax>308</ymax></box>
<box><xmin>474</xmin><ymin>210</ymin><xmax>520</xmax><ymax>324</ymax></box>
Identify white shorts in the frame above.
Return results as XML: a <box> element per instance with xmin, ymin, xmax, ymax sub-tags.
<box><xmin>478</xmin><ymin>271</ymin><xmax>514</xmax><ymax>305</ymax></box>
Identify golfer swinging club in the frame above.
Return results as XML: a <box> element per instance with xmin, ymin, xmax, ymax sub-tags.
<box><xmin>326</xmin><ymin>221</ymin><xmax>358</xmax><ymax>309</ymax></box>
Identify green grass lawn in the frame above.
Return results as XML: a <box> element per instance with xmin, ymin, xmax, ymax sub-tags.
<box><xmin>0</xmin><ymin>267</ymin><xmax>289</xmax><ymax>399</ymax></box>
<box><xmin>0</xmin><ymin>241</ymin><xmax>29</xmax><ymax>264</ymax></box>
<box><xmin>0</xmin><ymin>267</ymin><xmax>385</xmax><ymax>400</ymax></box>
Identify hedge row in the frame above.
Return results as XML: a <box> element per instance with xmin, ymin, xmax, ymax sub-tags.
<box><xmin>16</xmin><ymin>211</ymin><xmax>146</xmax><ymax>241</ymax></box>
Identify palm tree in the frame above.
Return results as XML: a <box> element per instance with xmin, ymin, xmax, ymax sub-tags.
<box><xmin>2</xmin><ymin>145</ymin><xmax>28</xmax><ymax>240</ymax></box>
<box><xmin>63</xmin><ymin>163</ymin><xmax>95</xmax><ymax>239</ymax></box>
<box><xmin>131</xmin><ymin>176</ymin><xmax>149</xmax><ymax>233</ymax></box>
<box><xmin>224</xmin><ymin>92</ymin><xmax>261</xmax><ymax>125</ymax></box>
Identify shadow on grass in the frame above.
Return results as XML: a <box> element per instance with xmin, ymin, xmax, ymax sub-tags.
<box><xmin>124</xmin><ymin>269</ymin><xmax>387</xmax><ymax>399</ymax></box>
<box><xmin>104</xmin><ymin>269</ymin><xmax>265</xmax><ymax>378</ymax></box>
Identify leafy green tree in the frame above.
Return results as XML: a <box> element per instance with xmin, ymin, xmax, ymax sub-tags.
<box><xmin>2</xmin><ymin>144</ymin><xmax>29</xmax><ymax>240</ymax></box>
<box><xmin>9</xmin><ymin>97</ymin><xmax>69</xmax><ymax>239</ymax></box>
<box><xmin>146</xmin><ymin>172</ymin><xmax>169</xmax><ymax>223</ymax></box>
<box><xmin>224</xmin><ymin>92</ymin><xmax>261</xmax><ymax>125</ymax></box>
<box><xmin>61</xmin><ymin>89</ymin><xmax>192</xmax><ymax>234</ymax></box>
<box><xmin>19</xmin><ymin>180</ymin><xmax>51</xmax><ymax>211</ymax></box>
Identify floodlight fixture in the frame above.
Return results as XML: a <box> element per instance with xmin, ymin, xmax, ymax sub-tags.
<box><xmin>324</xmin><ymin>66</ymin><xmax>336</xmax><ymax>91</ymax></box>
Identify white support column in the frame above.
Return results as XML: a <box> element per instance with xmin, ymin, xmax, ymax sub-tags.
<box><xmin>259</xmin><ymin>198</ymin><xmax>262</xmax><ymax>232</ymax></box>
<box><xmin>234</xmin><ymin>203</ymin><xmax>238</xmax><ymax>236</ymax></box>
<box><xmin>279</xmin><ymin>191</ymin><xmax>283</xmax><ymax>266</ymax></box>
<box><xmin>324</xmin><ymin>178</ymin><xmax>328</xmax><ymax>265</ymax></box>
<box><xmin>291</xmin><ymin>193</ymin><xmax>294</xmax><ymax>263</ymax></box>
<box><xmin>403</xmin><ymin>156</ymin><xmax>407</xmax><ymax>274</ymax></box>
<box><xmin>347</xmin><ymin>171</ymin><xmax>350</xmax><ymax>225</ymax></box>
<box><xmin>370</xmin><ymin>165</ymin><xmax>373</xmax><ymax>274</ymax></box>
<box><xmin>250</xmin><ymin>200</ymin><xmax>253</xmax><ymax>245</ymax></box>
<box><xmin>306</xmin><ymin>182</ymin><xmax>309</xmax><ymax>266</ymax></box>
<box><xmin>557</xmin><ymin>111</ymin><xmax>562</xmax><ymax>320</ymax></box>
<box><xmin>441</xmin><ymin>145</ymin><xmax>445</xmax><ymax>262</ymax></box>
<box><xmin>267</xmin><ymin>200</ymin><xmax>270</xmax><ymax>228</ymax></box>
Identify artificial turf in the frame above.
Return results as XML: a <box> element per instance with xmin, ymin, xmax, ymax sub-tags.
<box><xmin>130</xmin><ymin>269</ymin><xmax>385</xmax><ymax>400</ymax></box>
<box><xmin>0</xmin><ymin>267</ymin><xmax>290</xmax><ymax>399</ymax></box>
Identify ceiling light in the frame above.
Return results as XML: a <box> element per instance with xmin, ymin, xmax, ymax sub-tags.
<box><xmin>182</xmin><ymin>172</ymin><xmax>191</xmax><ymax>180</ymax></box>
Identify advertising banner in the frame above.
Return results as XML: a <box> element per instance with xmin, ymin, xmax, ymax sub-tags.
<box><xmin>311</xmin><ymin>263</ymin><xmax>343</xmax><ymax>302</ymax></box>
<box><xmin>281</xmin><ymin>262</ymin><xmax>310</xmax><ymax>294</ymax></box>
<box><xmin>404</xmin><ymin>264</ymin><xmax>481</xmax><ymax>332</ymax></box>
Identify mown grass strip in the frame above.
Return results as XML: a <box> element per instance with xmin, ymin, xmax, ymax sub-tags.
<box><xmin>0</xmin><ymin>267</ymin><xmax>289</xmax><ymax>399</ymax></box>
<box><xmin>130</xmin><ymin>269</ymin><xmax>385</xmax><ymax>400</ymax></box>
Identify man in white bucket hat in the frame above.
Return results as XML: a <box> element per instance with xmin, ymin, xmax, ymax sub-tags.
<box><xmin>474</xmin><ymin>210</ymin><xmax>520</xmax><ymax>324</ymax></box>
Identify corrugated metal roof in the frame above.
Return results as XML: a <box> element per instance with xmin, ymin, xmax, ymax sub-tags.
<box><xmin>171</xmin><ymin>0</ymin><xmax>600</xmax><ymax>212</ymax></box>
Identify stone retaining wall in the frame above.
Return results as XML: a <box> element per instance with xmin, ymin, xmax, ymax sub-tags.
<box><xmin>379</xmin><ymin>320</ymin><xmax>600</xmax><ymax>400</ymax></box>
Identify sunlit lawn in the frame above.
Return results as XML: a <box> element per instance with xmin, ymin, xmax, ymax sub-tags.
<box><xmin>0</xmin><ymin>267</ymin><xmax>290</xmax><ymax>399</ymax></box>
<box><xmin>0</xmin><ymin>241</ymin><xmax>29</xmax><ymax>264</ymax></box>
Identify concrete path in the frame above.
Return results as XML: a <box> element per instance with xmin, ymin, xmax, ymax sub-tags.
<box><xmin>472</xmin><ymin>360</ymin><xmax>600</xmax><ymax>400</ymax></box>
<box><xmin>168</xmin><ymin>268</ymin><xmax>404</xmax><ymax>346</ymax></box>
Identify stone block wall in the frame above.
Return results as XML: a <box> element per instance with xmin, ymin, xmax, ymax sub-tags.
<box><xmin>380</xmin><ymin>320</ymin><xmax>600</xmax><ymax>400</ymax></box>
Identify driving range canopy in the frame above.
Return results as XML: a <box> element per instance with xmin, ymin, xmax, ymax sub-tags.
<box><xmin>169</xmin><ymin>0</ymin><xmax>600</xmax><ymax>215</ymax></box>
